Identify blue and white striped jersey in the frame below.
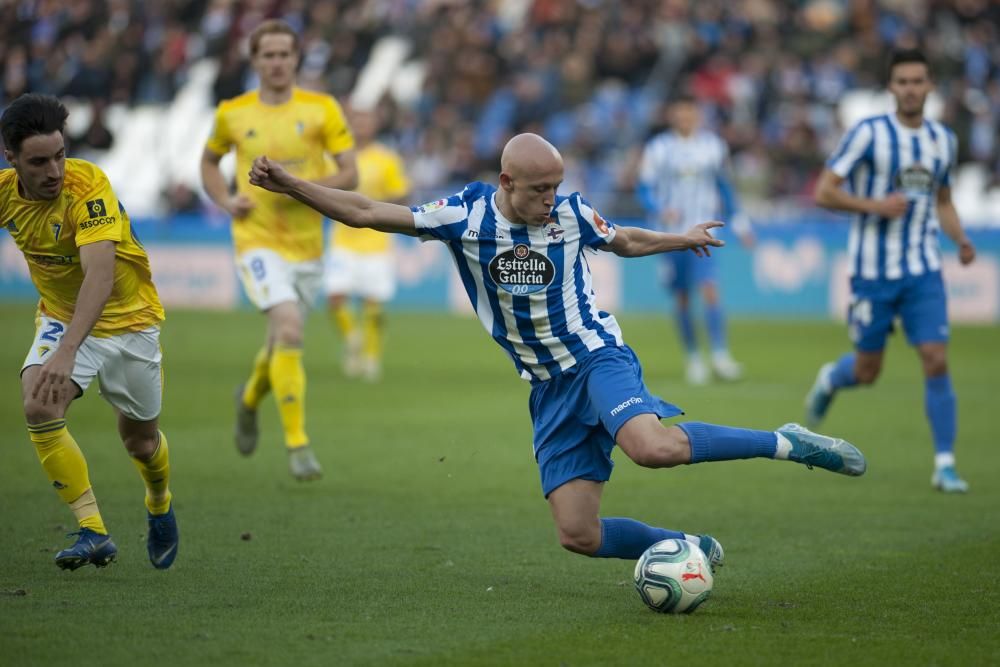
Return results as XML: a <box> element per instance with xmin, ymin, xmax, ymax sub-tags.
<box><xmin>827</xmin><ymin>113</ymin><xmax>957</xmax><ymax>281</ymax></box>
<box><xmin>411</xmin><ymin>182</ymin><xmax>624</xmax><ymax>382</ymax></box>
<box><xmin>637</xmin><ymin>130</ymin><xmax>744</xmax><ymax>232</ymax></box>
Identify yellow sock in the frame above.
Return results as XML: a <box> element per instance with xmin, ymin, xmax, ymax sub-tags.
<box><xmin>28</xmin><ymin>420</ymin><xmax>107</xmax><ymax>534</ymax></box>
<box><xmin>130</xmin><ymin>431</ymin><xmax>172</xmax><ymax>515</ymax></box>
<box><xmin>331</xmin><ymin>302</ymin><xmax>356</xmax><ymax>339</ymax></box>
<box><xmin>242</xmin><ymin>345</ymin><xmax>271</xmax><ymax>409</ymax></box>
<box><xmin>270</xmin><ymin>345</ymin><xmax>308</xmax><ymax>448</ymax></box>
<box><xmin>362</xmin><ymin>301</ymin><xmax>384</xmax><ymax>362</ymax></box>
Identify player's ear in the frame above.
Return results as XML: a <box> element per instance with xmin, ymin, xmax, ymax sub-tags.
<box><xmin>499</xmin><ymin>172</ymin><xmax>514</xmax><ymax>192</ymax></box>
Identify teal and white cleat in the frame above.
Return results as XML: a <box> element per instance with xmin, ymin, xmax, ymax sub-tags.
<box><xmin>55</xmin><ymin>528</ymin><xmax>117</xmax><ymax>570</ymax></box>
<box><xmin>697</xmin><ymin>534</ymin><xmax>724</xmax><ymax>572</ymax></box>
<box><xmin>777</xmin><ymin>423</ymin><xmax>867</xmax><ymax>477</ymax></box>
<box><xmin>932</xmin><ymin>466</ymin><xmax>969</xmax><ymax>493</ymax></box>
<box><xmin>804</xmin><ymin>362</ymin><xmax>836</xmax><ymax>429</ymax></box>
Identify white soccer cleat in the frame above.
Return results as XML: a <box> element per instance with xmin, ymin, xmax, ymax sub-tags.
<box><xmin>711</xmin><ymin>351</ymin><xmax>743</xmax><ymax>381</ymax></box>
<box><xmin>686</xmin><ymin>356</ymin><xmax>709</xmax><ymax>386</ymax></box>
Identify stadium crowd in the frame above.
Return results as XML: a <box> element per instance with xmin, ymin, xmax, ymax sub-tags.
<box><xmin>1</xmin><ymin>0</ymin><xmax>999</xmax><ymax>215</ymax></box>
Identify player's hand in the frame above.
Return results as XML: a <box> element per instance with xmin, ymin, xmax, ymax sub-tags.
<box><xmin>249</xmin><ymin>156</ymin><xmax>295</xmax><ymax>194</ymax></box>
<box><xmin>31</xmin><ymin>348</ymin><xmax>76</xmax><ymax>406</ymax></box>
<box><xmin>227</xmin><ymin>194</ymin><xmax>254</xmax><ymax>219</ymax></box>
<box><xmin>874</xmin><ymin>193</ymin><xmax>909</xmax><ymax>218</ymax></box>
<box><xmin>686</xmin><ymin>221</ymin><xmax>725</xmax><ymax>257</ymax></box>
<box><xmin>958</xmin><ymin>239</ymin><xmax>976</xmax><ymax>265</ymax></box>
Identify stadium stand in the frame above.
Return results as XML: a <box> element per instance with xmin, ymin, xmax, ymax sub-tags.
<box><xmin>1</xmin><ymin>0</ymin><xmax>998</xmax><ymax>222</ymax></box>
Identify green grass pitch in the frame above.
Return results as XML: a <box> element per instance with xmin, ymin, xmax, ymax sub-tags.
<box><xmin>1</xmin><ymin>304</ymin><xmax>998</xmax><ymax>666</ymax></box>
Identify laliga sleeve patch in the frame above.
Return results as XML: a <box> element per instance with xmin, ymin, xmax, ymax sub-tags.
<box><xmin>86</xmin><ymin>199</ymin><xmax>107</xmax><ymax>219</ymax></box>
<box><xmin>417</xmin><ymin>199</ymin><xmax>447</xmax><ymax>213</ymax></box>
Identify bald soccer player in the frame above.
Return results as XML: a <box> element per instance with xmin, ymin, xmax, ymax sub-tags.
<box><xmin>246</xmin><ymin>133</ymin><xmax>867</xmax><ymax>571</ymax></box>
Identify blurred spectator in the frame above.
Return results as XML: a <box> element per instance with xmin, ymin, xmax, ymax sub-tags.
<box><xmin>1</xmin><ymin>0</ymin><xmax>998</xmax><ymax>212</ymax></box>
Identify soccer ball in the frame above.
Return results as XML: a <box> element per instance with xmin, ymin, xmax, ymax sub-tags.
<box><xmin>633</xmin><ymin>538</ymin><xmax>713</xmax><ymax>613</ymax></box>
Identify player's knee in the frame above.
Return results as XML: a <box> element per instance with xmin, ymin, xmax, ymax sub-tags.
<box><xmin>23</xmin><ymin>396</ymin><xmax>62</xmax><ymax>424</ymax></box>
<box><xmin>621</xmin><ymin>426</ymin><xmax>688</xmax><ymax>469</ymax></box>
<box><xmin>557</xmin><ymin>523</ymin><xmax>601</xmax><ymax>555</ymax></box>
<box><xmin>919</xmin><ymin>349</ymin><xmax>948</xmax><ymax>377</ymax></box>
<box><xmin>123</xmin><ymin>432</ymin><xmax>158</xmax><ymax>460</ymax></box>
<box><xmin>274</xmin><ymin>323</ymin><xmax>303</xmax><ymax>347</ymax></box>
<box><xmin>855</xmin><ymin>362</ymin><xmax>881</xmax><ymax>385</ymax></box>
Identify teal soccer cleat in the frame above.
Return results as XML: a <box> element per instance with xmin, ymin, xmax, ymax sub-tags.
<box><xmin>777</xmin><ymin>423</ymin><xmax>867</xmax><ymax>477</ymax></box>
<box><xmin>804</xmin><ymin>362</ymin><xmax>836</xmax><ymax>428</ymax></box>
<box><xmin>932</xmin><ymin>466</ymin><xmax>969</xmax><ymax>493</ymax></box>
<box><xmin>147</xmin><ymin>505</ymin><xmax>179</xmax><ymax>570</ymax></box>
<box><xmin>55</xmin><ymin>528</ymin><xmax>117</xmax><ymax>570</ymax></box>
<box><xmin>697</xmin><ymin>534</ymin><xmax>725</xmax><ymax>572</ymax></box>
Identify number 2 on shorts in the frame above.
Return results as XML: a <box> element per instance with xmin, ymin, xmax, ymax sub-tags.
<box><xmin>40</xmin><ymin>321</ymin><xmax>65</xmax><ymax>342</ymax></box>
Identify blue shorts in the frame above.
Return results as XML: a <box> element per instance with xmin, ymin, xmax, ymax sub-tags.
<box><xmin>848</xmin><ymin>271</ymin><xmax>949</xmax><ymax>352</ymax></box>
<box><xmin>662</xmin><ymin>251</ymin><xmax>717</xmax><ymax>292</ymax></box>
<box><xmin>528</xmin><ymin>345</ymin><xmax>683</xmax><ymax>497</ymax></box>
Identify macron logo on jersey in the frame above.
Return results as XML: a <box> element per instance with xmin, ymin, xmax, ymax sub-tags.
<box><xmin>610</xmin><ymin>396</ymin><xmax>644</xmax><ymax>416</ymax></box>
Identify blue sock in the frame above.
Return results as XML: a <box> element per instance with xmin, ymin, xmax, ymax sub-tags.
<box><xmin>675</xmin><ymin>309</ymin><xmax>697</xmax><ymax>355</ymax></box>
<box><xmin>829</xmin><ymin>352</ymin><xmax>858</xmax><ymax>389</ymax></box>
<box><xmin>925</xmin><ymin>374</ymin><xmax>956</xmax><ymax>455</ymax></box>
<box><xmin>593</xmin><ymin>517</ymin><xmax>684</xmax><ymax>559</ymax></box>
<box><xmin>705</xmin><ymin>304</ymin><xmax>727</xmax><ymax>353</ymax></box>
<box><xmin>679</xmin><ymin>422</ymin><xmax>778</xmax><ymax>463</ymax></box>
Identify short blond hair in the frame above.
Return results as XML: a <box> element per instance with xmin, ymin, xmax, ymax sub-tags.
<box><xmin>248</xmin><ymin>19</ymin><xmax>300</xmax><ymax>56</ymax></box>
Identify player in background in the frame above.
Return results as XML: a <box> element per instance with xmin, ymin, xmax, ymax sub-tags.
<box><xmin>200</xmin><ymin>19</ymin><xmax>357</xmax><ymax>481</ymax></box>
<box><xmin>637</xmin><ymin>95</ymin><xmax>754</xmax><ymax>385</ymax></box>
<box><xmin>1</xmin><ymin>94</ymin><xmax>178</xmax><ymax>570</ymax></box>
<box><xmin>806</xmin><ymin>49</ymin><xmax>976</xmax><ymax>493</ymax></box>
<box><xmin>325</xmin><ymin>107</ymin><xmax>409</xmax><ymax>381</ymax></box>
<box><xmin>248</xmin><ymin>133</ymin><xmax>866</xmax><ymax>570</ymax></box>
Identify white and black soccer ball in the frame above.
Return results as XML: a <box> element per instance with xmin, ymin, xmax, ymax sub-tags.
<box><xmin>633</xmin><ymin>538</ymin><xmax>713</xmax><ymax>613</ymax></box>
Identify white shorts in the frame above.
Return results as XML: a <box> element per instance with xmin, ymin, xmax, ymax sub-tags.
<box><xmin>21</xmin><ymin>316</ymin><xmax>163</xmax><ymax>421</ymax></box>
<box><xmin>236</xmin><ymin>248</ymin><xmax>324</xmax><ymax>311</ymax></box>
<box><xmin>323</xmin><ymin>248</ymin><xmax>396</xmax><ymax>302</ymax></box>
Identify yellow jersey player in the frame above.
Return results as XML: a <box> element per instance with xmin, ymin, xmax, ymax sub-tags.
<box><xmin>200</xmin><ymin>19</ymin><xmax>358</xmax><ymax>481</ymax></box>
<box><xmin>325</xmin><ymin>108</ymin><xmax>410</xmax><ymax>381</ymax></box>
<box><xmin>1</xmin><ymin>93</ymin><xmax>178</xmax><ymax>571</ymax></box>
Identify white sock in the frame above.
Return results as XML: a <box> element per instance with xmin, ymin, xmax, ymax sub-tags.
<box><xmin>774</xmin><ymin>433</ymin><xmax>792</xmax><ymax>460</ymax></box>
<box><xmin>934</xmin><ymin>452</ymin><xmax>955</xmax><ymax>469</ymax></box>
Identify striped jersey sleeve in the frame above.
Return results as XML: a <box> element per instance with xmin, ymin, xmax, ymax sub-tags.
<box><xmin>827</xmin><ymin>120</ymin><xmax>874</xmax><ymax>178</ymax></box>
<box><xmin>570</xmin><ymin>195</ymin><xmax>616</xmax><ymax>249</ymax></box>
<box><xmin>411</xmin><ymin>192</ymin><xmax>469</xmax><ymax>242</ymax></box>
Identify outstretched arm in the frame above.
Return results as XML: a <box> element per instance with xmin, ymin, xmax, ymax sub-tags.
<box><xmin>249</xmin><ymin>156</ymin><xmax>417</xmax><ymax>236</ymax></box>
<box><xmin>604</xmin><ymin>222</ymin><xmax>725</xmax><ymax>258</ymax></box>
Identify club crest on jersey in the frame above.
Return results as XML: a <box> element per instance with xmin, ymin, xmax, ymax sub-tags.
<box><xmin>489</xmin><ymin>244</ymin><xmax>555</xmax><ymax>295</ymax></box>
<box><xmin>894</xmin><ymin>166</ymin><xmax>934</xmax><ymax>197</ymax></box>
<box><xmin>543</xmin><ymin>222</ymin><xmax>564</xmax><ymax>242</ymax></box>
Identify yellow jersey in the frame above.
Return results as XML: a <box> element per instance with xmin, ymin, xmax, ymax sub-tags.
<box><xmin>331</xmin><ymin>142</ymin><xmax>410</xmax><ymax>255</ymax></box>
<box><xmin>0</xmin><ymin>159</ymin><xmax>165</xmax><ymax>337</ymax></box>
<box><xmin>205</xmin><ymin>87</ymin><xmax>355</xmax><ymax>261</ymax></box>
